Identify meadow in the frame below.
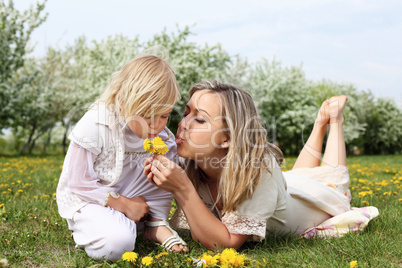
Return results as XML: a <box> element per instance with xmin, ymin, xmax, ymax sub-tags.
<box><xmin>0</xmin><ymin>154</ymin><xmax>401</xmax><ymax>267</ymax></box>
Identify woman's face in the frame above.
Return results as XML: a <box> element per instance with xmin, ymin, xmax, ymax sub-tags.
<box><xmin>175</xmin><ymin>90</ymin><xmax>230</xmax><ymax>162</ymax></box>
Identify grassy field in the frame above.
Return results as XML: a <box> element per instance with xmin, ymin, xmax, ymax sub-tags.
<box><xmin>0</xmin><ymin>155</ymin><xmax>401</xmax><ymax>267</ymax></box>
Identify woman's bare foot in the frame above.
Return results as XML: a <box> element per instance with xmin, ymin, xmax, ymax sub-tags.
<box><xmin>315</xmin><ymin>99</ymin><xmax>330</xmax><ymax>130</ymax></box>
<box><xmin>144</xmin><ymin>220</ymin><xmax>189</xmax><ymax>252</ymax></box>
<box><xmin>328</xmin><ymin>95</ymin><xmax>347</xmax><ymax>124</ymax></box>
<box><xmin>315</xmin><ymin>96</ymin><xmax>347</xmax><ymax>127</ymax></box>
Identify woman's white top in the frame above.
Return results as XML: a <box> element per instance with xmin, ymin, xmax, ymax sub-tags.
<box><xmin>56</xmin><ymin>104</ymin><xmax>177</xmax><ymax>220</ymax></box>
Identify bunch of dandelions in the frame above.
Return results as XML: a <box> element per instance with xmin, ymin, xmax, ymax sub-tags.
<box><xmin>143</xmin><ymin>136</ymin><xmax>169</xmax><ymax>155</ymax></box>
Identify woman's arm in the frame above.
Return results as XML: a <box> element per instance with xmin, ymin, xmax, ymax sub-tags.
<box><xmin>144</xmin><ymin>156</ymin><xmax>249</xmax><ymax>250</ymax></box>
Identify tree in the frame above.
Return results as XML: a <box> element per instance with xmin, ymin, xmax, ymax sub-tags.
<box><xmin>363</xmin><ymin>98</ymin><xmax>402</xmax><ymax>154</ymax></box>
<box><xmin>248</xmin><ymin>58</ymin><xmax>316</xmax><ymax>155</ymax></box>
<box><xmin>0</xmin><ymin>0</ymin><xmax>47</xmax><ymax>130</ymax></box>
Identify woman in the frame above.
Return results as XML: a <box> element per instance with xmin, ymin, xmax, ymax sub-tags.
<box><xmin>143</xmin><ymin>81</ymin><xmax>378</xmax><ymax>250</ymax></box>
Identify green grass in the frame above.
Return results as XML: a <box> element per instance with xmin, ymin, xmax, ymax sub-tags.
<box><xmin>1</xmin><ymin>155</ymin><xmax>401</xmax><ymax>267</ymax></box>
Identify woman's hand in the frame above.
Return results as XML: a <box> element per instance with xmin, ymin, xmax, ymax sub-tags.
<box><xmin>107</xmin><ymin>195</ymin><xmax>149</xmax><ymax>223</ymax></box>
<box><xmin>143</xmin><ymin>155</ymin><xmax>191</xmax><ymax>194</ymax></box>
<box><xmin>144</xmin><ymin>156</ymin><xmax>249</xmax><ymax>250</ymax></box>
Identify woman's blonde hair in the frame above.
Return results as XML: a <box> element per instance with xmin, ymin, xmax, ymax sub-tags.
<box><xmin>183</xmin><ymin>81</ymin><xmax>283</xmax><ymax>214</ymax></box>
<box><xmin>97</xmin><ymin>54</ymin><xmax>180</xmax><ymax>118</ymax></box>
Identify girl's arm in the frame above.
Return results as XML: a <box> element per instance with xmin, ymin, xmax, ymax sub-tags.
<box><xmin>106</xmin><ymin>195</ymin><xmax>149</xmax><ymax>223</ymax></box>
<box><xmin>144</xmin><ymin>156</ymin><xmax>249</xmax><ymax>250</ymax></box>
<box><xmin>68</xmin><ymin>142</ymin><xmax>149</xmax><ymax>222</ymax></box>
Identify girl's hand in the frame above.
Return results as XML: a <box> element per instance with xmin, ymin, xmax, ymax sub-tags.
<box><xmin>107</xmin><ymin>195</ymin><xmax>149</xmax><ymax>223</ymax></box>
<box><xmin>143</xmin><ymin>156</ymin><xmax>154</xmax><ymax>180</ymax></box>
<box><xmin>144</xmin><ymin>155</ymin><xmax>191</xmax><ymax>194</ymax></box>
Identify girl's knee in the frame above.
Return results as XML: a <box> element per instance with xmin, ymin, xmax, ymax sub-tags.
<box><xmin>85</xmin><ymin>226</ymin><xmax>137</xmax><ymax>260</ymax></box>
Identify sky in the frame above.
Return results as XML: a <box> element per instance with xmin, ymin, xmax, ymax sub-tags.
<box><xmin>14</xmin><ymin>0</ymin><xmax>402</xmax><ymax>106</ymax></box>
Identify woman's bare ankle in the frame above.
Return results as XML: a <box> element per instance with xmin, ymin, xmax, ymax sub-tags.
<box><xmin>329</xmin><ymin>114</ymin><xmax>344</xmax><ymax>125</ymax></box>
<box><xmin>313</xmin><ymin>121</ymin><xmax>329</xmax><ymax>133</ymax></box>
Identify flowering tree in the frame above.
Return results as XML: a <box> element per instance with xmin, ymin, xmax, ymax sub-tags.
<box><xmin>0</xmin><ymin>0</ymin><xmax>47</xmax><ymax>130</ymax></box>
<box><xmin>362</xmin><ymin>98</ymin><xmax>402</xmax><ymax>154</ymax></box>
<box><xmin>247</xmin><ymin>58</ymin><xmax>317</xmax><ymax>155</ymax></box>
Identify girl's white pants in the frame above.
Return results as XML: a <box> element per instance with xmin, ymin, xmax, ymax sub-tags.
<box><xmin>67</xmin><ymin>204</ymin><xmax>145</xmax><ymax>260</ymax></box>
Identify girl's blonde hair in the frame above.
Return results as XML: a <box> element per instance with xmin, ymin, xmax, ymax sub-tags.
<box><xmin>97</xmin><ymin>54</ymin><xmax>180</xmax><ymax>118</ymax></box>
<box><xmin>183</xmin><ymin>81</ymin><xmax>283</xmax><ymax>214</ymax></box>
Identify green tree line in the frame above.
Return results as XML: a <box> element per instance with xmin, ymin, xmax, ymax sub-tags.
<box><xmin>1</xmin><ymin>0</ymin><xmax>401</xmax><ymax>155</ymax></box>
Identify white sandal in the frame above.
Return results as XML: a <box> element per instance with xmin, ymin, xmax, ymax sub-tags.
<box><xmin>145</xmin><ymin>220</ymin><xmax>188</xmax><ymax>251</ymax></box>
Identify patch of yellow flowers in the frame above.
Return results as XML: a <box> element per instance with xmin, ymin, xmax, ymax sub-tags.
<box><xmin>122</xmin><ymin>248</ymin><xmax>249</xmax><ymax>267</ymax></box>
<box><xmin>197</xmin><ymin>248</ymin><xmax>247</xmax><ymax>267</ymax></box>
<box><xmin>143</xmin><ymin>136</ymin><xmax>169</xmax><ymax>155</ymax></box>
<box><xmin>121</xmin><ymin>251</ymin><xmax>170</xmax><ymax>266</ymax></box>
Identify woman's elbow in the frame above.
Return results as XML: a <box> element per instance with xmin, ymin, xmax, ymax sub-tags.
<box><xmin>196</xmin><ymin>237</ymin><xmax>246</xmax><ymax>251</ymax></box>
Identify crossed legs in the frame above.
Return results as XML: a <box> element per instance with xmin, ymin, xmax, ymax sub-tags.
<box><xmin>292</xmin><ymin>96</ymin><xmax>348</xmax><ymax>170</ymax></box>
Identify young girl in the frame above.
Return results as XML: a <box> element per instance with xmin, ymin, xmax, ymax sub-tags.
<box><xmin>144</xmin><ymin>81</ymin><xmax>379</xmax><ymax>250</ymax></box>
<box><xmin>56</xmin><ymin>53</ymin><xmax>188</xmax><ymax>260</ymax></box>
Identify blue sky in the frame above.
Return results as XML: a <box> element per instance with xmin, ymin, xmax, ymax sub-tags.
<box><xmin>15</xmin><ymin>0</ymin><xmax>402</xmax><ymax>106</ymax></box>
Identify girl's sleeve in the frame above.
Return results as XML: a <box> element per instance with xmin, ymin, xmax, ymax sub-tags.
<box><xmin>67</xmin><ymin>142</ymin><xmax>115</xmax><ymax>206</ymax></box>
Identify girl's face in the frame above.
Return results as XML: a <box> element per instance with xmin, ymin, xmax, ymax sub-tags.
<box><xmin>127</xmin><ymin>109</ymin><xmax>172</xmax><ymax>139</ymax></box>
<box><xmin>176</xmin><ymin>90</ymin><xmax>230</xmax><ymax>162</ymax></box>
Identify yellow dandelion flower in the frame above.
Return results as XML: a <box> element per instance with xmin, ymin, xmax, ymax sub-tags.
<box><xmin>362</xmin><ymin>200</ymin><xmax>369</xmax><ymax>206</ymax></box>
<box><xmin>155</xmin><ymin>252</ymin><xmax>169</xmax><ymax>258</ymax></box>
<box><xmin>201</xmin><ymin>253</ymin><xmax>219</xmax><ymax>266</ymax></box>
<box><xmin>17</xmin><ymin>189</ymin><xmax>23</xmax><ymax>193</ymax></box>
<box><xmin>350</xmin><ymin>260</ymin><xmax>358</xmax><ymax>267</ymax></box>
<box><xmin>234</xmin><ymin>254</ymin><xmax>246</xmax><ymax>267</ymax></box>
<box><xmin>220</xmin><ymin>248</ymin><xmax>238</xmax><ymax>265</ymax></box>
<box><xmin>152</xmin><ymin>136</ymin><xmax>169</xmax><ymax>155</ymax></box>
<box><xmin>143</xmin><ymin>136</ymin><xmax>169</xmax><ymax>155</ymax></box>
<box><xmin>122</xmin><ymin>252</ymin><xmax>138</xmax><ymax>263</ymax></box>
<box><xmin>358</xmin><ymin>192</ymin><xmax>367</xmax><ymax>198</ymax></box>
<box><xmin>143</xmin><ymin>138</ymin><xmax>152</xmax><ymax>151</ymax></box>
<box><xmin>0</xmin><ymin>203</ymin><xmax>4</xmax><ymax>208</ymax></box>
<box><xmin>141</xmin><ymin>256</ymin><xmax>153</xmax><ymax>266</ymax></box>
